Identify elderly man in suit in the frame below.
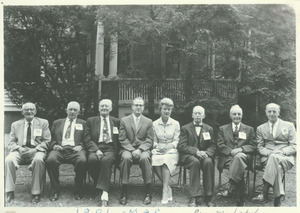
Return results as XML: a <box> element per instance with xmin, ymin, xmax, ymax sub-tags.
<box><xmin>5</xmin><ymin>102</ymin><xmax>51</xmax><ymax>204</ymax></box>
<box><xmin>253</xmin><ymin>103</ymin><xmax>296</xmax><ymax>207</ymax></box>
<box><xmin>178</xmin><ymin>106</ymin><xmax>216</xmax><ymax>207</ymax></box>
<box><xmin>84</xmin><ymin>99</ymin><xmax>120</xmax><ymax>207</ymax></box>
<box><xmin>46</xmin><ymin>101</ymin><xmax>86</xmax><ymax>201</ymax></box>
<box><xmin>119</xmin><ymin>97</ymin><xmax>153</xmax><ymax>205</ymax></box>
<box><xmin>217</xmin><ymin>105</ymin><xmax>256</xmax><ymax>206</ymax></box>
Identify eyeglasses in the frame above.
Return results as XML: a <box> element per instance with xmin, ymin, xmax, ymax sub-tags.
<box><xmin>23</xmin><ymin>108</ymin><xmax>36</xmax><ymax>112</ymax></box>
<box><xmin>133</xmin><ymin>104</ymin><xmax>144</xmax><ymax>107</ymax></box>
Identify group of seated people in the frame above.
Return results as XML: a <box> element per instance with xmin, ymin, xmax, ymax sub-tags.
<box><xmin>5</xmin><ymin>97</ymin><xmax>296</xmax><ymax>208</ymax></box>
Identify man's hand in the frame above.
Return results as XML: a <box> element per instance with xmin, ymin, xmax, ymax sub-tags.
<box><xmin>18</xmin><ymin>147</ymin><xmax>26</xmax><ymax>153</ymax></box>
<box><xmin>73</xmin><ymin>145</ymin><xmax>82</xmax><ymax>152</ymax></box>
<box><xmin>96</xmin><ymin>150</ymin><xmax>104</xmax><ymax>159</ymax></box>
<box><xmin>53</xmin><ymin>145</ymin><xmax>63</xmax><ymax>151</ymax></box>
<box><xmin>272</xmin><ymin>149</ymin><xmax>284</xmax><ymax>155</ymax></box>
<box><xmin>196</xmin><ymin>150</ymin><xmax>208</xmax><ymax>159</ymax></box>
<box><xmin>231</xmin><ymin>147</ymin><xmax>243</xmax><ymax>156</ymax></box>
<box><xmin>132</xmin><ymin>149</ymin><xmax>142</xmax><ymax>159</ymax></box>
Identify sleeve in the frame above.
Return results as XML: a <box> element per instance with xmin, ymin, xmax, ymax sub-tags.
<box><xmin>119</xmin><ymin>119</ymin><xmax>135</xmax><ymax>152</ymax></box>
<box><xmin>240</xmin><ymin>127</ymin><xmax>256</xmax><ymax>153</ymax></box>
<box><xmin>217</xmin><ymin>127</ymin><xmax>232</xmax><ymax>156</ymax></box>
<box><xmin>138</xmin><ymin>121</ymin><xmax>153</xmax><ymax>151</ymax></box>
<box><xmin>282</xmin><ymin>123</ymin><xmax>297</xmax><ymax>156</ymax></box>
<box><xmin>83</xmin><ymin>118</ymin><xmax>99</xmax><ymax>153</ymax></box>
<box><xmin>171</xmin><ymin>121</ymin><xmax>180</xmax><ymax>149</ymax></box>
<box><xmin>153</xmin><ymin>124</ymin><xmax>158</xmax><ymax>149</ymax></box>
<box><xmin>257</xmin><ymin>126</ymin><xmax>272</xmax><ymax>156</ymax></box>
<box><xmin>205</xmin><ymin>127</ymin><xmax>216</xmax><ymax>157</ymax></box>
<box><xmin>7</xmin><ymin>122</ymin><xmax>20</xmax><ymax>152</ymax></box>
<box><xmin>48</xmin><ymin>120</ymin><xmax>58</xmax><ymax>150</ymax></box>
<box><xmin>178</xmin><ymin>126</ymin><xmax>198</xmax><ymax>156</ymax></box>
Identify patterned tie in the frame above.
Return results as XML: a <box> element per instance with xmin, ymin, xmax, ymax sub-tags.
<box><xmin>65</xmin><ymin>119</ymin><xmax>73</xmax><ymax>139</ymax></box>
<box><xmin>103</xmin><ymin>117</ymin><xmax>110</xmax><ymax>143</ymax></box>
<box><xmin>26</xmin><ymin>122</ymin><xmax>31</xmax><ymax>147</ymax></box>
<box><xmin>233</xmin><ymin>125</ymin><xmax>239</xmax><ymax>142</ymax></box>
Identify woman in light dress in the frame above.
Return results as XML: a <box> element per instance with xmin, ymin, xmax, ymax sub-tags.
<box><xmin>152</xmin><ymin>98</ymin><xmax>180</xmax><ymax>204</ymax></box>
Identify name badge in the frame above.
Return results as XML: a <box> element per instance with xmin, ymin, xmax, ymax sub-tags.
<box><xmin>33</xmin><ymin>129</ymin><xmax>42</xmax><ymax>136</ymax></box>
<box><xmin>203</xmin><ymin>132</ymin><xmax>211</xmax><ymax>140</ymax></box>
<box><xmin>76</xmin><ymin>124</ymin><xmax>83</xmax><ymax>130</ymax></box>
<box><xmin>113</xmin><ymin>127</ymin><xmax>119</xmax><ymax>134</ymax></box>
<box><xmin>239</xmin><ymin>132</ymin><xmax>246</xmax><ymax>140</ymax></box>
<box><xmin>281</xmin><ymin>128</ymin><xmax>288</xmax><ymax>135</ymax></box>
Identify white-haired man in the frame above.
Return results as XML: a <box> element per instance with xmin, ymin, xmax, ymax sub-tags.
<box><xmin>253</xmin><ymin>103</ymin><xmax>296</xmax><ymax>207</ymax></box>
<box><xmin>46</xmin><ymin>101</ymin><xmax>86</xmax><ymax>201</ymax></box>
<box><xmin>217</xmin><ymin>105</ymin><xmax>256</xmax><ymax>206</ymax></box>
<box><xmin>84</xmin><ymin>99</ymin><xmax>120</xmax><ymax>207</ymax></box>
<box><xmin>5</xmin><ymin>102</ymin><xmax>51</xmax><ymax>204</ymax></box>
<box><xmin>178</xmin><ymin>106</ymin><xmax>216</xmax><ymax>207</ymax></box>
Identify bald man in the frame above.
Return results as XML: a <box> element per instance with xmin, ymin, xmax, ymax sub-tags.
<box><xmin>253</xmin><ymin>103</ymin><xmax>296</xmax><ymax>207</ymax></box>
<box><xmin>217</xmin><ymin>105</ymin><xmax>256</xmax><ymax>206</ymax></box>
<box><xmin>178</xmin><ymin>106</ymin><xmax>216</xmax><ymax>207</ymax></box>
<box><xmin>46</xmin><ymin>101</ymin><xmax>86</xmax><ymax>201</ymax></box>
<box><xmin>5</xmin><ymin>102</ymin><xmax>51</xmax><ymax>204</ymax></box>
<box><xmin>84</xmin><ymin>99</ymin><xmax>120</xmax><ymax>207</ymax></box>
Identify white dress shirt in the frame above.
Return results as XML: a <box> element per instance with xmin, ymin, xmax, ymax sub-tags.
<box><xmin>62</xmin><ymin>118</ymin><xmax>76</xmax><ymax>146</ymax></box>
<box><xmin>232</xmin><ymin>122</ymin><xmax>241</xmax><ymax>132</ymax></box>
<box><xmin>133</xmin><ymin>114</ymin><xmax>142</xmax><ymax>129</ymax></box>
<box><xmin>194</xmin><ymin>122</ymin><xmax>203</xmax><ymax>136</ymax></box>
<box><xmin>269</xmin><ymin>120</ymin><xmax>279</xmax><ymax>137</ymax></box>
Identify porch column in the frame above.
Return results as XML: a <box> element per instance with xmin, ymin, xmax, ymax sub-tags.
<box><xmin>108</xmin><ymin>33</ymin><xmax>118</xmax><ymax>79</ymax></box>
<box><xmin>95</xmin><ymin>21</ymin><xmax>105</xmax><ymax>78</ymax></box>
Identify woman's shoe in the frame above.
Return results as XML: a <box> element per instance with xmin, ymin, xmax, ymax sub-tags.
<box><xmin>161</xmin><ymin>188</ymin><xmax>169</xmax><ymax>204</ymax></box>
<box><xmin>168</xmin><ymin>185</ymin><xmax>173</xmax><ymax>201</ymax></box>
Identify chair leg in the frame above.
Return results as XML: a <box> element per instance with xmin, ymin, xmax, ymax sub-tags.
<box><xmin>246</xmin><ymin>169</ymin><xmax>250</xmax><ymax>197</ymax></box>
<box><xmin>178</xmin><ymin>166</ymin><xmax>182</xmax><ymax>188</ymax></box>
<box><xmin>183</xmin><ymin>168</ymin><xmax>187</xmax><ymax>185</ymax></box>
<box><xmin>253</xmin><ymin>170</ymin><xmax>257</xmax><ymax>195</ymax></box>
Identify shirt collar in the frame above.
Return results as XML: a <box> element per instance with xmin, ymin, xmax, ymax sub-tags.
<box><xmin>158</xmin><ymin>117</ymin><xmax>171</xmax><ymax>125</ymax></box>
<box><xmin>269</xmin><ymin>120</ymin><xmax>279</xmax><ymax>128</ymax></box>
<box><xmin>193</xmin><ymin>122</ymin><xmax>203</xmax><ymax>126</ymax></box>
<box><xmin>132</xmin><ymin>114</ymin><xmax>142</xmax><ymax>120</ymax></box>
<box><xmin>25</xmin><ymin>119</ymin><xmax>33</xmax><ymax>126</ymax></box>
<box><xmin>66</xmin><ymin>117</ymin><xmax>76</xmax><ymax>123</ymax></box>
<box><xmin>232</xmin><ymin>122</ymin><xmax>241</xmax><ymax>130</ymax></box>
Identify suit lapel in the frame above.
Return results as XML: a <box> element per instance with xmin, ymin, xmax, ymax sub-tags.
<box><xmin>189</xmin><ymin>123</ymin><xmax>198</xmax><ymax>148</ymax></box>
<box><xmin>129</xmin><ymin>114</ymin><xmax>137</xmax><ymax>133</ymax></box>
<box><xmin>59</xmin><ymin>119</ymin><xmax>66</xmax><ymax>141</ymax></box>
<box><xmin>96</xmin><ymin>116</ymin><xmax>101</xmax><ymax>142</ymax></box>
<box><xmin>263</xmin><ymin>122</ymin><xmax>273</xmax><ymax>139</ymax></box>
<box><xmin>225</xmin><ymin>124</ymin><xmax>234</xmax><ymax>143</ymax></box>
<box><xmin>17</xmin><ymin>119</ymin><xmax>25</xmax><ymax>145</ymax></box>
<box><xmin>136</xmin><ymin>115</ymin><xmax>143</xmax><ymax>134</ymax></box>
<box><xmin>274</xmin><ymin>119</ymin><xmax>282</xmax><ymax>139</ymax></box>
<box><xmin>109</xmin><ymin>116</ymin><xmax>115</xmax><ymax>135</ymax></box>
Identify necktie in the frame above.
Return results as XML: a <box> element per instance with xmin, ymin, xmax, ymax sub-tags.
<box><xmin>233</xmin><ymin>125</ymin><xmax>239</xmax><ymax>142</ymax></box>
<box><xmin>26</xmin><ymin>122</ymin><xmax>31</xmax><ymax>147</ymax></box>
<box><xmin>65</xmin><ymin>119</ymin><xmax>73</xmax><ymax>139</ymax></box>
<box><xmin>135</xmin><ymin>117</ymin><xmax>140</xmax><ymax>129</ymax></box>
<box><xmin>103</xmin><ymin>117</ymin><xmax>110</xmax><ymax>143</ymax></box>
<box><xmin>235</xmin><ymin>125</ymin><xmax>239</xmax><ymax>133</ymax></box>
<box><xmin>271</xmin><ymin>123</ymin><xmax>274</xmax><ymax>137</ymax></box>
<box><xmin>195</xmin><ymin>123</ymin><xmax>203</xmax><ymax>127</ymax></box>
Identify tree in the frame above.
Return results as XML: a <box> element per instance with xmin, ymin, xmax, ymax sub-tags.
<box><xmin>4</xmin><ymin>6</ymin><xmax>98</xmax><ymax>122</ymax></box>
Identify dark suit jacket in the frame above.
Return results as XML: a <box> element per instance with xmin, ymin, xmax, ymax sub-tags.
<box><xmin>178</xmin><ymin>122</ymin><xmax>215</xmax><ymax>161</ymax></box>
<box><xmin>119</xmin><ymin>114</ymin><xmax>153</xmax><ymax>154</ymax></box>
<box><xmin>217</xmin><ymin>122</ymin><xmax>256</xmax><ymax>170</ymax></box>
<box><xmin>84</xmin><ymin>116</ymin><xmax>120</xmax><ymax>156</ymax></box>
<box><xmin>49</xmin><ymin>118</ymin><xmax>86</xmax><ymax>150</ymax></box>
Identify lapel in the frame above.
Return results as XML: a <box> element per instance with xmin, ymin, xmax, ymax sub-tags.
<box><xmin>263</xmin><ymin>122</ymin><xmax>273</xmax><ymax>139</ymax></box>
<box><xmin>129</xmin><ymin>114</ymin><xmax>137</xmax><ymax>133</ymax></box>
<box><xmin>109</xmin><ymin>116</ymin><xmax>115</xmax><ymax>135</ymax></box>
<box><xmin>274</xmin><ymin>119</ymin><xmax>282</xmax><ymax>139</ymax></box>
<box><xmin>74</xmin><ymin>119</ymin><xmax>81</xmax><ymax>142</ymax></box>
<box><xmin>32</xmin><ymin>117</ymin><xmax>42</xmax><ymax>140</ymax></box>
<box><xmin>136</xmin><ymin>115</ymin><xmax>143</xmax><ymax>134</ymax></box>
<box><xmin>96</xmin><ymin>116</ymin><xmax>101</xmax><ymax>141</ymax></box>
<box><xmin>225</xmin><ymin>123</ymin><xmax>234</xmax><ymax>143</ymax></box>
<box><xmin>189</xmin><ymin>123</ymin><xmax>199</xmax><ymax>147</ymax></box>
<box><xmin>16</xmin><ymin>119</ymin><xmax>25</xmax><ymax>144</ymax></box>
<box><xmin>59</xmin><ymin>119</ymin><xmax>66</xmax><ymax>140</ymax></box>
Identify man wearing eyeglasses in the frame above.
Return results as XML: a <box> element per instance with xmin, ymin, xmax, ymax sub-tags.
<box><xmin>5</xmin><ymin>102</ymin><xmax>51</xmax><ymax>204</ymax></box>
<box><xmin>119</xmin><ymin>97</ymin><xmax>153</xmax><ymax>205</ymax></box>
<box><xmin>217</xmin><ymin>105</ymin><xmax>256</xmax><ymax>206</ymax></box>
<box><xmin>46</xmin><ymin>101</ymin><xmax>86</xmax><ymax>201</ymax></box>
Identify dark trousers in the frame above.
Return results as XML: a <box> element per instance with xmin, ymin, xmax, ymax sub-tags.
<box><xmin>119</xmin><ymin>150</ymin><xmax>152</xmax><ymax>185</ymax></box>
<box><xmin>46</xmin><ymin>149</ymin><xmax>87</xmax><ymax>194</ymax></box>
<box><xmin>87</xmin><ymin>151</ymin><xmax>116</xmax><ymax>192</ymax></box>
<box><xmin>180</xmin><ymin>154</ymin><xmax>214</xmax><ymax>197</ymax></box>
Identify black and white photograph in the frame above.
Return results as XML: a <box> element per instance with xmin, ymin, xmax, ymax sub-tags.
<box><xmin>1</xmin><ymin>1</ymin><xmax>298</xmax><ymax>212</ymax></box>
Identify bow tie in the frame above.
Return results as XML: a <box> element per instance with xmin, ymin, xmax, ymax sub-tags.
<box><xmin>195</xmin><ymin>124</ymin><xmax>203</xmax><ymax>127</ymax></box>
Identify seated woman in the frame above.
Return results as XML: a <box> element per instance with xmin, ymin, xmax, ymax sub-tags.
<box><xmin>152</xmin><ymin>98</ymin><xmax>180</xmax><ymax>204</ymax></box>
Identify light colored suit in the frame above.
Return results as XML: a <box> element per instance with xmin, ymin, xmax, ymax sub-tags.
<box><xmin>5</xmin><ymin>117</ymin><xmax>51</xmax><ymax>194</ymax></box>
<box><xmin>119</xmin><ymin>114</ymin><xmax>153</xmax><ymax>184</ymax></box>
<box><xmin>256</xmin><ymin>118</ymin><xmax>296</xmax><ymax>197</ymax></box>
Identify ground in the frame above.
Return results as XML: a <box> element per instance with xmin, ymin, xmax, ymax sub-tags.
<box><xmin>4</xmin><ymin>162</ymin><xmax>296</xmax><ymax>208</ymax></box>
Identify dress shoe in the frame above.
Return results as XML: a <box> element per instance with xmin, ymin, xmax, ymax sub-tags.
<box><xmin>274</xmin><ymin>196</ymin><xmax>282</xmax><ymax>207</ymax></box>
<box><xmin>252</xmin><ymin>194</ymin><xmax>268</xmax><ymax>203</ymax></box>
<box><xmin>31</xmin><ymin>194</ymin><xmax>41</xmax><ymax>204</ymax></box>
<box><xmin>119</xmin><ymin>194</ymin><xmax>127</xmax><ymax>205</ymax></box>
<box><xmin>6</xmin><ymin>191</ymin><xmax>14</xmax><ymax>203</ymax></box>
<box><xmin>188</xmin><ymin>197</ymin><xmax>197</xmax><ymax>207</ymax></box>
<box><xmin>74</xmin><ymin>192</ymin><xmax>83</xmax><ymax>200</ymax></box>
<box><xmin>205</xmin><ymin>200</ymin><xmax>216</xmax><ymax>207</ymax></box>
<box><xmin>101</xmin><ymin>200</ymin><xmax>108</xmax><ymax>207</ymax></box>
<box><xmin>237</xmin><ymin>199</ymin><xmax>245</xmax><ymax>206</ymax></box>
<box><xmin>143</xmin><ymin>194</ymin><xmax>152</xmax><ymax>205</ymax></box>
<box><xmin>50</xmin><ymin>193</ymin><xmax>59</xmax><ymax>202</ymax></box>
